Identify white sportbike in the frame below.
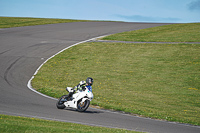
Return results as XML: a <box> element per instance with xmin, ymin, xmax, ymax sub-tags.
<box><xmin>56</xmin><ymin>86</ymin><xmax>93</xmax><ymax>112</ymax></box>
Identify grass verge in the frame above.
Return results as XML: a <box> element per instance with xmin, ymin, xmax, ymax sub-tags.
<box><xmin>101</xmin><ymin>23</ymin><xmax>200</xmax><ymax>42</ymax></box>
<box><xmin>0</xmin><ymin>17</ymin><xmax>90</xmax><ymax>28</ymax></box>
<box><xmin>32</xmin><ymin>42</ymin><xmax>200</xmax><ymax>126</ymax></box>
<box><xmin>0</xmin><ymin>114</ymin><xmax>138</xmax><ymax>133</ymax></box>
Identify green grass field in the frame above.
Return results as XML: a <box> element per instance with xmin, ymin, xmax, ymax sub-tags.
<box><xmin>32</xmin><ymin>23</ymin><xmax>200</xmax><ymax>126</ymax></box>
<box><xmin>0</xmin><ymin>114</ymin><xmax>138</xmax><ymax>133</ymax></box>
<box><xmin>0</xmin><ymin>17</ymin><xmax>89</xmax><ymax>28</ymax></box>
<box><xmin>102</xmin><ymin>23</ymin><xmax>200</xmax><ymax>42</ymax></box>
<box><xmin>32</xmin><ymin>41</ymin><xmax>200</xmax><ymax>126</ymax></box>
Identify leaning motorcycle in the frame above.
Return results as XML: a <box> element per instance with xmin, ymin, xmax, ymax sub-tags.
<box><xmin>56</xmin><ymin>86</ymin><xmax>93</xmax><ymax>112</ymax></box>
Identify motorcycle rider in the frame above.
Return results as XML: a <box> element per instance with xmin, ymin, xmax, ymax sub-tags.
<box><xmin>67</xmin><ymin>77</ymin><xmax>93</xmax><ymax>101</ymax></box>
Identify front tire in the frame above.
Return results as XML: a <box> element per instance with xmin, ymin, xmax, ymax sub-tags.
<box><xmin>56</xmin><ymin>95</ymin><xmax>68</xmax><ymax>109</ymax></box>
<box><xmin>77</xmin><ymin>99</ymin><xmax>90</xmax><ymax>112</ymax></box>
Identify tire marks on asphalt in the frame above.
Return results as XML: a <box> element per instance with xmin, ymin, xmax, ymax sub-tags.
<box><xmin>4</xmin><ymin>57</ymin><xmax>22</xmax><ymax>86</ymax></box>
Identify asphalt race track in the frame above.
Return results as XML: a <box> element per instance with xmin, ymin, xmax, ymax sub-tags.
<box><xmin>0</xmin><ymin>22</ymin><xmax>199</xmax><ymax>133</ymax></box>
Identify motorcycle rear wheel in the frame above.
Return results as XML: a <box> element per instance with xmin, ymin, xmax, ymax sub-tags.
<box><xmin>56</xmin><ymin>95</ymin><xmax>68</xmax><ymax>109</ymax></box>
<box><xmin>77</xmin><ymin>100</ymin><xmax>90</xmax><ymax>112</ymax></box>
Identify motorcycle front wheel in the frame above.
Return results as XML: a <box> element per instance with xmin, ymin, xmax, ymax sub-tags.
<box><xmin>77</xmin><ymin>99</ymin><xmax>90</xmax><ymax>112</ymax></box>
<box><xmin>56</xmin><ymin>95</ymin><xmax>68</xmax><ymax>109</ymax></box>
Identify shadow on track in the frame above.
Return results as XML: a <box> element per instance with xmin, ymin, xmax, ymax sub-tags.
<box><xmin>62</xmin><ymin>108</ymin><xmax>104</xmax><ymax>114</ymax></box>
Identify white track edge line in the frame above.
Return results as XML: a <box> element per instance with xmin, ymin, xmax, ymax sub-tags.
<box><xmin>27</xmin><ymin>35</ymin><xmax>108</xmax><ymax>100</ymax></box>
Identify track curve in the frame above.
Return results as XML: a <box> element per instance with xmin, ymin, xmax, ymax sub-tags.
<box><xmin>0</xmin><ymin>22</ymin><xmax>199</xmax><ymax>133</ymax></box>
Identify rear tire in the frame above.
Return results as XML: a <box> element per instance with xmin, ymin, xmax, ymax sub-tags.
<box><xmin>56</xmin><ymin>95</ymin><xmax>68</xmax><ymax>109</ymax></box>
<box><xmin>77</xmin><ymin>99</ymin><xmax>90</xmax><ymax>112</ymax></box>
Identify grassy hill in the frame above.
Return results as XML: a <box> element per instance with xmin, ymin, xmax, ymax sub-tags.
<box><xmin>0</xmin><ymin>17</ymin><xmax>90</xmax><ymax>28</ymax></box>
